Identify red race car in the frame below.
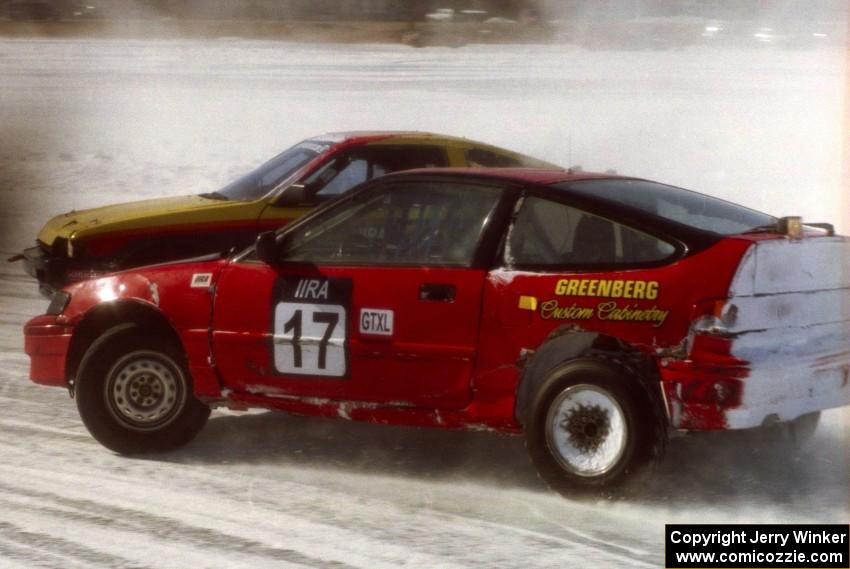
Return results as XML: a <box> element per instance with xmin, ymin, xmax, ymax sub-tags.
<box><xmin>24</xmin><ymin>168</ymin><xmax>850</xmax><ymax>494</ymax></box>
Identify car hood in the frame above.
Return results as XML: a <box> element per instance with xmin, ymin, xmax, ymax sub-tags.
<box><xmin>37</xmin><ymin>194</ymin><xmax>249</xmax><ymax>247</ymax></box>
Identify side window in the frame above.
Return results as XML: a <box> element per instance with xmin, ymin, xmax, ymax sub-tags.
<box><xmin>285</xmin><ymin>182</ymin><xmax>503</xmax><ymax>267</ymax></box>
<box><xmin>260</xmin><ymin>152</ymin><xmax>316</xmax><ymax>191</ymax></box>
<box><xmin>507</xmin><ymin>196</ymin><xmax>675</xmax><ymax>267</ymax></box>
<box><xmin>309</xmin><ymin>146</ymin><xmax>448</xmax><ymax>201</ymax></box>
<box><xmin>316</xmin><ymin>158</ymin><xmax>368</xmax><ymax>197</ymax></box>
<box><xmin>556</xmin><ymin>179</ymin><xmax>776</xmax><ymax>235</ymax></box>
<box><xmin>466</xmin><ymin>148</ymin><xmax>525</xmax><ymax>168</ymax></box>
<box><xmin>369</xmin><ymin>145</ymin><xmax>448</xmax><ymax>172</ymax></box>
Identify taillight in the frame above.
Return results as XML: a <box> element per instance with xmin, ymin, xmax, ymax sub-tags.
<box><xmin>690</xmin><ymin>298</ymin><xmax>727</xmax><ymax>322</ymax></box>
<box><xmin>686</xmin><ymin>298</ymin><xmax>739</xmax><ymax>355</ymax></box>
<box><xmin>677</xmin><ymin>378</ymin><xmax>742</xmax><ymax>406</ymax></box>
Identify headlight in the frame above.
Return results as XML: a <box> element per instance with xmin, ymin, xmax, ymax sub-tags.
<box><xmin>46</xmin><ymin>291</ymin><xmax>71</xmax><ymax>315</ymax></box>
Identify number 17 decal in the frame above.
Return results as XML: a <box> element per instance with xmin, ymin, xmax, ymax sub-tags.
<box><xmin>272</xmin><ymin>277</ymin><xmax>351</xmax><ymax>378</ymax></box>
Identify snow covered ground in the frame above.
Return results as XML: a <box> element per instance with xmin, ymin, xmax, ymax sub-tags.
<box><xmin>0</xmin><ymin>38</ymin><xmax>847</xmax><ymax>568</ymax></box>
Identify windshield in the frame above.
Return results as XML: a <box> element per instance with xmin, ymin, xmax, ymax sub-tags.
<box><xmin>556</xmin><ymin>179</ymin><xmax>776</xmax><ymax>235</ymax></box>
<box><xmin>207</xmin><ymin>141</ymin><xmax>331</xmax><ymax>202</ymax></box>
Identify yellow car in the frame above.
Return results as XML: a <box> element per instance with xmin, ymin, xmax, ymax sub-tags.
<box><xmin>14</xmin><ymin>132</ymin><xmax>559</xmax><ymax>296</ymax></box>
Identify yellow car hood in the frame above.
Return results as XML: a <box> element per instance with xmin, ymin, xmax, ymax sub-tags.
<box><xmin>37</xmin><ymin>194</ymin><xmax>259</xmax><ymax>246</ymax></box>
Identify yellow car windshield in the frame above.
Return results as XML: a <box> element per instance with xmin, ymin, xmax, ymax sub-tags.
<box><xmin>206</xmin><ymin>141</ymin><xmax>331</xmax><ymax>202</ymax></box>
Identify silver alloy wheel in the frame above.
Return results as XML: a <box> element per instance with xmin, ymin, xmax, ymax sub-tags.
<box><xmin>545</xmin><ymin>383</ymin><xmax>628</xmax><ymax>477</ymax></box>
<box><xmin>104</xmin><ymin>350</ymin><xmax>187</xmax><ymax>431</ymax></box>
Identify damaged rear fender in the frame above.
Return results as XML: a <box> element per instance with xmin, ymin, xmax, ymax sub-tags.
<box><xmin>514</xmin><ymin>326</ymin><xmax>665</xmax><ymax>430</ymax></box>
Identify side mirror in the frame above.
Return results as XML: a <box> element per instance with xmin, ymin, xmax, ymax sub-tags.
<box><xmin>275</xmin><ymin>184</ymin><xmax>311</xmax><ymax>207</ymax></box>
<box><xmin>255</xmin><ymin>231</ymin><xmax>280</xmax><ymax>266</ymax></box>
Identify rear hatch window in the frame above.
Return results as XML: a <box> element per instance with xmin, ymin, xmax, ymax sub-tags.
<box><xmin>555</xmin><ymin>179</ymin><xmax>775</xmax><ymax>235</ymax></box>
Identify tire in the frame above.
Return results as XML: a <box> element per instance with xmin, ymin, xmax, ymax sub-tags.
<box><xmin>76</xmin><ymin>327</ymin><xmax>210</xmax><ymax>454</ymax></box>
<box><xmin>524</xmin><ymin>358</ymin><xmax>659</xmax><ymax>496</ymax></box>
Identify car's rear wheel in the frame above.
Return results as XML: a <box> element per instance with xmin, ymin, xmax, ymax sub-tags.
<box><xmin>76</xmin><ymin>329</ymin><xmax>210</xmax><ymax>454</ymax></box>
<box><xmin>525</xmin><ymin>359</ymin><xmax>659</xmax><ymax>496</ymax></box>
<box><xmin>545</xmin><ymin>383</ymin><xmax>629</xmax><ymax>478</ymax></box>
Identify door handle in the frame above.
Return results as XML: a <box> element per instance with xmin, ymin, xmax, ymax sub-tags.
<box><xmin>419</xmin><ymin>283</ymin><xmax>455</xmax><ymax>302</ymax></box>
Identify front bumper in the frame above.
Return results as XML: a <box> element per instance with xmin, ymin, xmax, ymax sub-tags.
<box><xmin>17</xmin><ymin>244</ymin><xmax>63</xmax><ymax>298</ymax></box>
<box><xmin>24</xmin><ymin>315</ymin><xmax>73</xmax><ymax>386</ymax></box>
<box><xmin>16</xmin><ymin>243</ymin><xmax>103</xmax><ymax>298</ymax></box>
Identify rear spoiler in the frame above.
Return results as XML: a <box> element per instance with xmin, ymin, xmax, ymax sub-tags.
<box><xmin>745</xmin><ymin>217</ymin><xmax>835</xmax><ymax>239</ymax></box>
<box><xmin>803</xmin><ymin>222</ymin><xmax>835</xmax><ymax>236</ymax></box>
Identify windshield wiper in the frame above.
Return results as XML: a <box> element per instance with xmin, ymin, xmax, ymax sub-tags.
<box><xmin>199</xmin><ymin>191</ymin><xmax>230</xmax><ymax>201</ymax></box>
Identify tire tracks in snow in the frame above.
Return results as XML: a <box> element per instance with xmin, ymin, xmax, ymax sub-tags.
<box><xmin>0</xmin><ymin>521</ymin><xmax>151</xmax><ymax>569</ymax></box>
<box><xmin>0</xmin><ymin>482</ymin><xmax>356</xmax><ymax>569</ymax></box>
<box><xmin>0</xmin><ymin>534</ymin><xmax>89</xmax><ymax>569</ymax></box>
<box><xmin>0</xmin><ymin>419</ymin><xmax>91</xmax><ymax>442</ymax></box>
<box><xmin>156</xmin><ymin>462</ymin><xmax>657</xmax><ymax>568</ymax></box>
<box><xmin>0</xmin><ymin>456</ymin><xmax>650</xmax><ymax>568</ymax></box>
<box><xmin>0</xmin><ymin>465</ymin><xmax>466</xmax><ymax>569</ymax></box>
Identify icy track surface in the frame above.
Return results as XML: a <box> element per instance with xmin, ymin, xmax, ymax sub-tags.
<box><xmin>0</xmin><ymin>39</ymin><xmax>848</xmax><ymax>568</ymax></box>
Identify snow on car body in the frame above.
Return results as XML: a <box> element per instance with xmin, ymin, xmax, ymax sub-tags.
<box><xmin>14</xmin><ymin>131</ymin><xmax>556</xmax><ymax>297</ymax></box>
<box><xmin>23</xmin><ymin>168</ymin><xmax>850</xmax><ymax>494</ymax></box>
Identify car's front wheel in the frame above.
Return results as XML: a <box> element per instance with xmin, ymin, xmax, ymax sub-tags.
<box><xmin>76</xmin><ymin>329</ymin><xmax>210</xmax><ymax>454</ymax></box>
